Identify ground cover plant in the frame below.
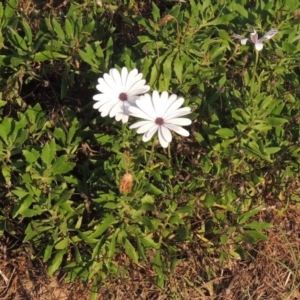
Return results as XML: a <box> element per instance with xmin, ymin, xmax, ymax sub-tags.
<box><xmin>1</xmin><ymin>0</ymin><xmax>300</xmax><ymax>299</ymax></box>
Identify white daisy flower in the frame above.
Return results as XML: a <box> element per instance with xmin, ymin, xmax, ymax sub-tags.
<box><xmin>129</xmin><ymin>91</ymin><xmax>192</xmax><ymax>148</ymax></box>
<box><xmin>93</xmin><ymin>67</ymin><xmax>150</xmax><ymax>123</ymax></box>
<box><xmin>232</xmin><ymin>28</ymin><xmax>278</xmax><ymax>51</ymax></box>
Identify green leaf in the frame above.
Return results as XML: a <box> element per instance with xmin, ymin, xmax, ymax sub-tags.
<box><xmin>51</xmin><ymin>18</ymin><xmax>66</xmax><ymax>41</ymax></box>
<box><xmin>23</xmin><ymin>150</ymin><xmax>39</xmax><ymax>164</ymax></box>
<box><xmin>136</xmin><ymin>233</ymin><xmax>146</xmax><ymax>261</ymax></box>
<box><xmin>4</xmin><ymin>0</ymin><xmax>17</xmax><ymax>26</ymax></box>
<box><xmin>65</xmin><ymin>18</ymin><xmax>74</xmax><ymax>39</ymax></box>
<box><xmin>55</xmin><ymin>189</ymin><xmax>74</xmax><ymax>206</ymax></box>
<box><xmin>0</xmin><ymin>100</ymin><xmax>6</xmax><ymax>108</ymax></box>
<box><xmin>140</xmin><ymin>235</ymin><xmax>159</xmax><ymax>249</ymax></box>
<box><xmin>82</xmin><ymin>19</ymin><xmax>95</xmax><ymax>34</ymax></box>
<box><xmin>78</xmin><ymin>48</ymin><xmax>98</xmax><ymax>68</ymax></box>
<box><xmin>44</xmin><ymin>242</ymin><xmax>54</xmax><ymax>262</ymax></box>
<box><xmin>243</xmin><ymin>230</ymin><xmax>268</xmax><ymax>243</ymax></box>
<box><xmin>264</xmin><ymin>117</ymin><xmax>288</xmax><ymax>126</ymax></box>
<box><xmin>205</xmin><ymin>193</ymin><xmax>215</xmax><ymax>207</ymax></box>
<box><xmin>229</xmin><ymin>3</ymin><xmax>248</xmax><ymax>18</ymax></box>
<box><xmin>238</xmin><ymin>205</ymin><xmax>264</xmax><ymax>224</ymax></box>
<box><xmin>89</xmin><ymin>215</ymin><xmax>116</xmax><ymax>239</ymax></box>
<box><xmin>77</xmin><ymin>231</ymin><xmax>98</xmax><ymax>244</ymax></box>
<box><xmin>41</xmin><ymin>139</ymin><xmax>56</xmax><ymax>166</ymax></box>
<box><xmin>216</xmin><ymin>128</ymin><xmax>235</xmax><ymax>138</ymax></box>
<box><xmin>162</xmin><ymin>55</ymin><xmax>173</xmax><ymax>90</ymax></box>
<box><xmin>108</xmin><ymin>231</ymin><xmax>117</xmax><ymax>258</ymax></box>
<box><xmin>154</xmin><ymin>250</ymin><xmax>164</xmax><ymax>287</ymax></box>
<box><xmin>13</xmin><ymin>195</ymin><xmax>33</xmax><ymax>217</ymax></box>
<box><xmin>7</xmin><ymin>27</ymin><xmax>28</xmax><ymax>51</ymax></box>
<box><xmin>33</xmin><ymin>51</ymin><xmax>68</xmax><ymax>62</ymax></box>
<box><xmin>174</xmin><ymin>53</ymin><xmax>183</xmax><ymax>83</ymax></box>
<box><xmin>151</xmin><ymin>2</ymin><xmax>160</xmax><ymax>22</ymax></box>
<box><xmin>55</xmin><ymin>238</ymin><xmax>69</xmax><ymax>250</ymax></box>
<box><xmin>53</xmin><ymin>127</ymin><xmax>66</xmax><ymax>143</ymax></box>
<box><xmin>48</xmin><ymin>249</ymin><xmax>67</xmax><ymax>276</ymax></box>
<box><xmin>51</xmin><ymin>156</ymin><xmax>75</xmax><ymax>174</ymax></box>
<box><xmin>22</xmin><ymin>20</ymin><xmax>33</xmax><ymax>44</ymax></box>
<box><xmin>243</xmin><ymin>221</ymin><xmax>273</xmax><ymax>230</ymax></box>
<box><xmin>124</xmin><ymin>239</ymin><xmax>139</xmax><ymax>263</ymax></box>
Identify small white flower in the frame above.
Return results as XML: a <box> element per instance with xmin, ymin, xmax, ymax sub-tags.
<box><xmin>129</xmin><ymin>91</ymin><xmax>192</xmax><ymax>148</ymax></box>
<box><xmin>93</xmin><ymin>67</ymin><xmax>150</xmax><ymax>123</ymax></box>
<box><xmin>232</xmin><ymin>28</ymin><xmax>278</xmax><ymax>51</ymax></box>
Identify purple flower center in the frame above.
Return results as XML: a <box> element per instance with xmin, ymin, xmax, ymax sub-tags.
<box><xmin>119</xmin><ymin>93</ymin><xmax>128</xmax><ymax>101</ymax></box>
<box><xmin>155</xmin><ymin>117</ymin><xmax>164</xmax><ymax>125</ymax></box>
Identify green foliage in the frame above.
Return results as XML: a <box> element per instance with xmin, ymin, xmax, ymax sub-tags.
<box><xmin>1</xmin><ymin>0</ymin><xmax>300</xmax><ymax>297</ymax></box>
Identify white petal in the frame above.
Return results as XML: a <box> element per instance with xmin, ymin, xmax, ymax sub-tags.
<box><xmin>98</xmin><ymin>99</ymin><xmax>118</xmax><ymax>114</ymax></box>
<box><xmin>164</xmin><ymin>123</ymin><xmax>190</xmax><ymax>137</ymax></box>
<box><xmin>100</xmin><ymin>106</ymin><xmax>111</xmax><ymax>117</ymax></box>
<box><xmin>96</xmin><ymin>78</ymin><xmax>116</xmax><ymax>94</ymax></box>
<box><xmin>152</xmin><ymin>90</ymin><xmax>165</xmax><ymax>115</ymax></box>
<box><xmin>116</xmin><ymin>112</ymin><xmax>129</xmax><ymax>123</ymax></box>
<box><xmin>93</xmin><ymin>93</ymin><xmax>114</xmax><ymax>101</ymax></box>
<box><xmin>158</xmin><ymin>126</ymin><xmax>171</xmax><ymax>148</ymax></box>
<box><xmin>93</xmin><ymin>100</ymin><xmax>105</xmax><ymax>109</ymax></box>
<box><xmin>255</xmin><ymin>42</ymin><xmax>264</xmax><ymax>51</ymax></box>
<box><xmin>130</xmin><ymin>120</ymin><xmax>153</xmax><ymax>130</ymax></box>
<box><xmin>124</xmin><ymin>69</ymin><xmax>138</xmax><ymax>90</ymax></box>
<box><xmin>95</xmin><ymin>98</ymin><xmax>118</xmax><ymax>110</ymax></box>
<box><xmin>122</xmin><ymin>115</ymin><xmax>129</xmax><ymax>123</ymax></box>
<box><xmin>129</xmin><ymin>106</ymin><xmax>154</xmax><ymax>121</ymax></box>
<box><xmin>127</xmin><ymin>80</ymin><xmax>149</xmax><ymax>96</ymax></box>
<box><xmin>164</xmin><ymin>107</ymin><xmax>191</xmax><ymax>120</ymax></box>
<box><xmin>135</xmin><ymin>95</ymin><xmax>157</xmax><ymax>119</ymax></box>
<box><xmin>259</xmin><ymin>28</ymin><xmax>278</xmax><ymax>42</ymax></box>
<box><xmin>165</xmin><ymin>118</ymin><xmax>192</xmax><ymax>126</ymax></box>
<box><xmin>121</xmin><ymin>67</ymin><xmax>129</xmax><ymax>88</ymax></box>
<box><xmin>241</xmin><ymin>38</ymin><xmax>248</xmax><ymax>45</ymax></box>
<box><xmin>160</xmin><ymin>126</ymin><xmax>172</xmax><ymax>142</ymax></box>
<box><xmin>109</xmin><ymin>101</ymin><xmax>123</xmax><ymax>118</ymax></box>
<box><xmin>143</xmin><ymin>125</ymin><xmax>159</xmax><ymax>142</ymax></box>
<box><xmin>136</xmin><ymin>122</ymin><xmax>155</xmax><ymax>134</ymax></box>
<box><xmin>110</xmin><ymin>68</ymin><xmax>123</xmax><ymax>88</ymax></box>
<box><xmin>163</xmin><ymin>97</ymin><xmax>185</xmax><ymax>118</ymax></box>
<box><xmin>103</xmin><ymin>72</ymin><xmax>117</xmax><ymax>90</ymax></box>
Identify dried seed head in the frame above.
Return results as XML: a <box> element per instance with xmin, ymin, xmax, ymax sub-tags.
<box><xmin>119</xmin><ymin>173</ymin><xmax>134</xmax><ymax>194</ymax></box>
<box><xmin>159</xmin><ymin>15</ymin><xmax>174</xmax><ymax>26</ymax></box>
